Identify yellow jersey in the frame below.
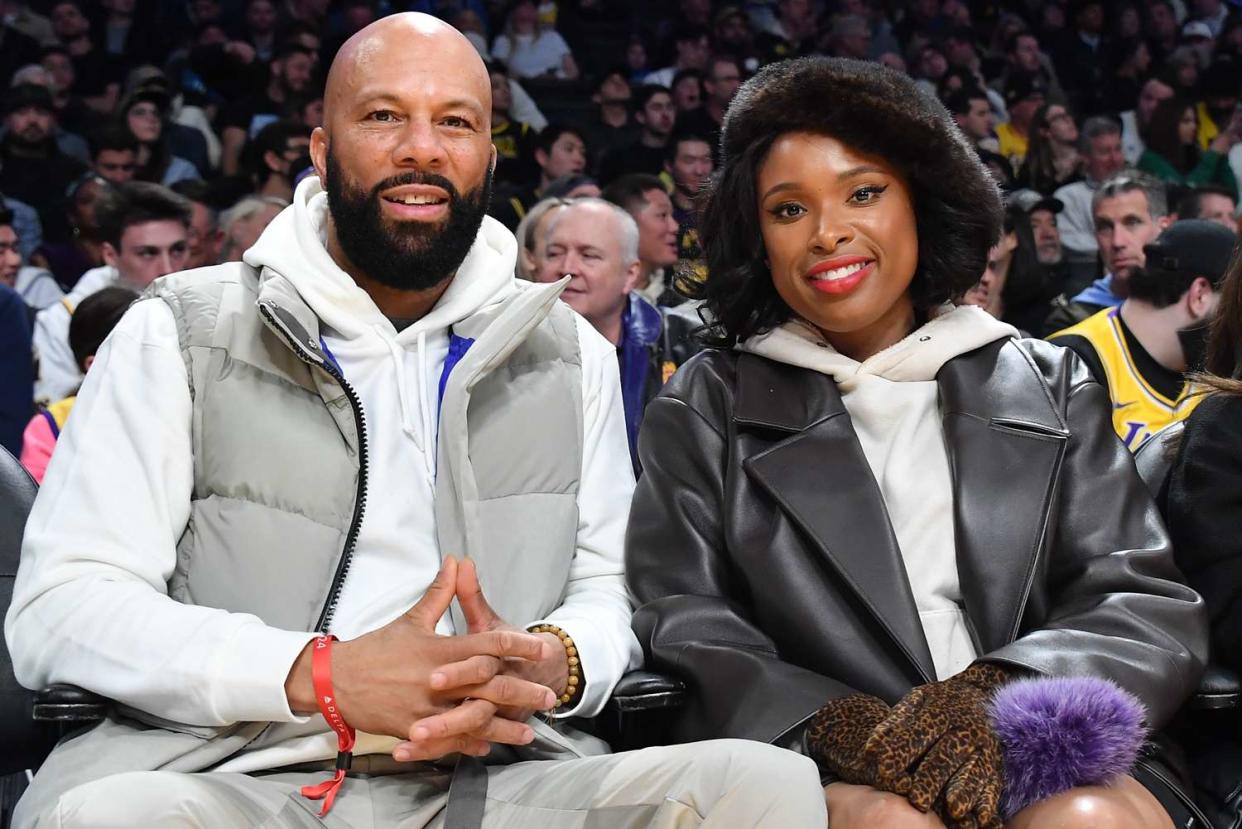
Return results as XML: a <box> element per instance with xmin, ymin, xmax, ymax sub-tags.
<box><xmin>1050</xmin><ymin>306</ymin><xmax>1204</xmax><ymax>450</ymax></box>
<box><xmin>491</xmin><ymin>120</ymin><xmax>532</xmax><ymax>165</ymax></box>
<box><xmin>995</xmin><ymin>122</ymin><xmax>1029</xmax><ymax>171</ymax></box>
<box><xmin>1197</xmin><ymin>102</ymin><xmax>1219</xmax><ymax>151</ymax></box>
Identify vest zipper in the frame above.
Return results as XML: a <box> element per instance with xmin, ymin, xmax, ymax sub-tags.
<box><xmin>257</xmin><ymin>303</ymin><xmax>368</xmax><ymax>634</ymax></box>
<box><xmin>313</xmin><ymin>358</ymin><xmax>368</xmax><ymax>634</ymax></box>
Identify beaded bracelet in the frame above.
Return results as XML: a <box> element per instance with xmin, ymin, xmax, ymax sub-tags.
<box><xmin>528</xmin><ymin>623</ymin><xmax>582</xmax><ymax>708</ymax></box>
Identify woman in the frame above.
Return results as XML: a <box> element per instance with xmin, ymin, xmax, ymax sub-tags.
<box><xmin>961</xmin><ymin>207</ymin><xmax>1051</xmax><ymax>336</ymax></box>
<box><xmin>1016</xmin><ymin>103</ymin><xmax>1080</xmax><ymax>194</ymax></box>
<box><xmin>628</xmin><ymin>57</ymin><xmax>1207</xmax><ymax>829</ymax></box>
<box><xmin>1137</xmin><ymin>95</ymin><xmax>1237</xmax><ymax>197</ymax></box>
<box><xmin>119</xmin><ymin>88</ymin><xmax>200</xmax><ymax>187</ymax></box>
<box><xmin>30</xmin><ymin>174</ymin><xmax>107</xmax><ymax>292</ymax></box>
<box><xmin>1139</xmin><ymin>96</ymin><xmax>1239</xmax><ymax>197</ymax></box>
<box><xmin>491</xmin><ymin>0</ymin><xmax>579</xmax><ymax>81</ymax></box>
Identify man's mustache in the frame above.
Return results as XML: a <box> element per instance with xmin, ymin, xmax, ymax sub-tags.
<box><xmin>370</xmin><ymin>171</ymin><xmax>461</xmax><ymax>202</ymax></box>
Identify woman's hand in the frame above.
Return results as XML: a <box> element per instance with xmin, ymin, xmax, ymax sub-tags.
<box><xmin>805</xmin><ymin>693</ymin><xmax>890</xmax><ymax>783</ymax></box>
<box><xmin>861</xmin><ymin>665</ymin><xmax>1012</xmax><ymax>829</ymax></box>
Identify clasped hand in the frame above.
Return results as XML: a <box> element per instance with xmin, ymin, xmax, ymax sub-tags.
<box><xmin>808</xmin><ymin>664</ymin><xmax>1012</xmax><ymax>829</ymax></box>
<box><xmin>284</xmin><ymin>556</ymin><xmax>569</xmax><ymax>763</ymax></box>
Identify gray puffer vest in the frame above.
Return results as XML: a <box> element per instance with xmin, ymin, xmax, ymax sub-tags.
<box><xmin>153</xmin><ymin>262</ymin><xmax>585</xmax><ymax>638</ymax></box>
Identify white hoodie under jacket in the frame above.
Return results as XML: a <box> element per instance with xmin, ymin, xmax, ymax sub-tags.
<box><xmin>741</xmin><ymin>305</ymin><xmax>1019</xmax><ymax>680</ymax></box>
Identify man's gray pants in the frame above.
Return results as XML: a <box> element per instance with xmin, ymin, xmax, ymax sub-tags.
<box><xmin>28</xmin><ymin>740</ymin><xmax>827</xmax><ymax>828</ymax></box>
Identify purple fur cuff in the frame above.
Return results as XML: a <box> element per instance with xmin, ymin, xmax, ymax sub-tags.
<box><xmin>989</xmin><ymin>676</ymin><xmax>1148</xmax><ymax>818</ymax></box>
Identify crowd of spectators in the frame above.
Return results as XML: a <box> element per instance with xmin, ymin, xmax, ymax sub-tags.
<box><xmin>0</xmin><ymin>0</ymin><xmax>1234</xmax><ymax>378</ymax></box>
<box><xmin>0</xmin><ymin>1</ymin><xmax>1241</xmax><ymax>824</ymax></box>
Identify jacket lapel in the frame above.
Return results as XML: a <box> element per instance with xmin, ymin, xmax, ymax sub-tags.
<box><xmin>939</xmin><ymin>340</ymin><xmax>1069</xmax><ymax>654</ymax></box>
<box><xmin>736</xmin><ymin>354</ymin><xmax>937</xmax><ymax>684</ymax></box>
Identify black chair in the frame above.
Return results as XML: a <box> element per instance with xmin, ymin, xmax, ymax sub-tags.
<box><xmin>0</xmin><ymin>445</ymin><xmax>684</xmax><ymax>824</ymax></box>
<box><xmin>0</xmin><ymin>447</ymin><xmax>70</xmax><ymax>828</ymax></box>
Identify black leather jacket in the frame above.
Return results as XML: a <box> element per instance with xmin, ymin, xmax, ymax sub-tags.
<box><xmin>627</xmin><ymin>337</ymin><xmax>1208</xmax><ymax>749</ymax></box>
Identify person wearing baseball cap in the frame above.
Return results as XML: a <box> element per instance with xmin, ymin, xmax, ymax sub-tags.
<box><xmin>1049</xmin><ymin>219</ymin><xmax>1239</xmax><ymax>449</ymax></box>
<box><xmin>1010</xmin><ymin>189</ymin><xmax>1067</xmax><ymax>266</ymax></box>
<box><xmin>995</xmin><ymin>71</ymin><xmax>1047</xmax><ymax>171</ymax></box>
<box><xmin>0</xmin><ymin>84</ymin><xmax>88</xmax><ymax>246</ymax></box>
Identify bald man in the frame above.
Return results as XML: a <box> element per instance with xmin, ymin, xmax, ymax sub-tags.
<box><xmin>6</xmin><ymin>13</ymin><xmax>826</xmax><ymax>829</ymax></box>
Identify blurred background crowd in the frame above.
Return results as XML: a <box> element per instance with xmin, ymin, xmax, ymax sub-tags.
<box><xmin>0</xmin><ymin>0</ymin><xmax>1240</xmax><ymax>463</ymax></box>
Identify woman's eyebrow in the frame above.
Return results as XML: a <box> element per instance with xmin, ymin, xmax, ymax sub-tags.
<box><xmin>838</xmin><ymin>165</ymin><xmax>886</xmax><ymax>180</ymax></box>
<box><xmin>761</xmin><ymin>181</ymin><xmax>800</xmax><ymax>200</ymax></box>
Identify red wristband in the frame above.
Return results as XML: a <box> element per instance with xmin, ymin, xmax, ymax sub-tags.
<box><xmin>299</xmin><ymin>635</ymin><xmax>357</xmax><ymax>816</ymax></box>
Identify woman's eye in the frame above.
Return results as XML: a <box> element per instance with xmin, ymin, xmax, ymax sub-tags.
<box><xmin>771</xmin><ymin>203</ymin><xmax>805</xmax><ymax>219</ymax></box>
<box><xmin>851</xmin><ymin>185</ymin><xmax>888</xmax><ymax>204</ymax></box>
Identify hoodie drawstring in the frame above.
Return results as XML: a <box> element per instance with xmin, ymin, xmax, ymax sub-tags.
<box><xmin>382</xmin><ymin>328</ymin><xmax>436</xmax><ymax>480</ymax></box>
<box><xmin>416</xmin><ymin>330</ymin><xmax>434</xmax><ymax>479</ymax></box>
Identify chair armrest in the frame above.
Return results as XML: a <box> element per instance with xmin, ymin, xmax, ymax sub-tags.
<box><xmin>606</xmin><ymin>670</ymin><xmax>686</xmax><ymax>714</ymax></box>
<box><xmin>1189</xmin><ymin>664</ymin><xmax>1242</xmax><ymax>711</ymax></box>
<box><xmin>32</xmin><ymin>684</ymin><xmax>109</xmax><ymax>722</ymax></box>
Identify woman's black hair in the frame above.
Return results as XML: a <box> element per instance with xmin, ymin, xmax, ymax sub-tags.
<box><xmin>1142</xmin><ymin>94</ymin><xmax>1199</xmax><ymax>175</ymax></box>
<box><xmin>681</xmin><ymin>56</ymin><xmax>1003</xmax><ymax>347</ymax></box>
<box><xmin>998</xmin><ymin>206</ymin><xmax>1053</xmax><ymax>329</ymax></box>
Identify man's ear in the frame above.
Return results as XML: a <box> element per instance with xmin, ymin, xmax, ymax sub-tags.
<box><xmin>101</xmin><ymin>241</ymin><xmax>119</xmax><ymax>268</ymax></box>
<box><xmin>534</xmin><ymin>147</ymin><xmax>548</xmax><ymax>169</ymax></box>
<box><xmin>1187</xmin><ymin>275</ymin><xmax>1216</xmax><ymax>319</ymax></box>
<box><xmin>309</xmin><ymin>126</ymin><xmax>328</xmax><ymax>184</ymax></box>
<box><xmin>622</xmin><ymin>259</ymin><xmax>642</xmax><ymax>294</ymax></box>
<box><xmin>1156</xmin><ymin>214</ymin><xmax>1173</xmax><ymax>232</ymax></box>
<box><xmin>263</xmin><ymin>149</ymin><xmax>282</xmax><ymax>175</ymax></box>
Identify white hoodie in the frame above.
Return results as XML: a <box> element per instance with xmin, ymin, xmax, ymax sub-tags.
<box><xmin>740</xmin><ymin>305</ymin><xmax>1019</xmax><ymax>680</ymax></box>
<box><xmin>31</xmin><ymin>265</ymin><xmax>120</xmax><ymax>404</ymax></box>
<box><xmin>7</xmin><ymin>177</ymin><xmax>640</xmax><ymax>773</ymax></box>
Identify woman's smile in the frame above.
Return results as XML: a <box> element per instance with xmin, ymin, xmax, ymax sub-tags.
<box><xmin>805</xmin><ymin>256</ymin><xmax>876</xmax><ymax>295</ymax></box>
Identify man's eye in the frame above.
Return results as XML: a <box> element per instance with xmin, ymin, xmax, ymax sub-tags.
<box><xmin>369</xmin><ymin>110</ymin><xmax>396</xmax><ymax>122</ymax></box>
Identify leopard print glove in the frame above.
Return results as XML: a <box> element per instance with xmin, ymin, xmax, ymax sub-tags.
<box><xmin>861</xmin><ymin>663</ymin><xmax>1018</xmax><ymax>829</ymax></box>
<box><xmin>804</xmin><ymin>693</ymin><xmax>891</xmax><ymax>784</ymax></box>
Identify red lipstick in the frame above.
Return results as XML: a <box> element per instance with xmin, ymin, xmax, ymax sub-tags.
<box><xmin>805</xmin><ymin>256</ymin><xmax>875</xmax><ymax>295</ymax></box>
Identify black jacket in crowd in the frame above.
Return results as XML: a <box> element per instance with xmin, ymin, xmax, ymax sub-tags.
<box><xmin>1167</xmin><ymin>392</ymin><xmax>1242</xmax><ymax>676</ymax></box>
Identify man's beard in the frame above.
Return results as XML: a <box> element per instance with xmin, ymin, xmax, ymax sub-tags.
<box><xmin>1036</xmin><ymin>245</ymin><xmax>1062</xmax><ymax>265</ymax></box>
<box><xmin>324</xmin><ymin>149</ymin><xmax>492</xmax><ymax>292</ymax></box>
